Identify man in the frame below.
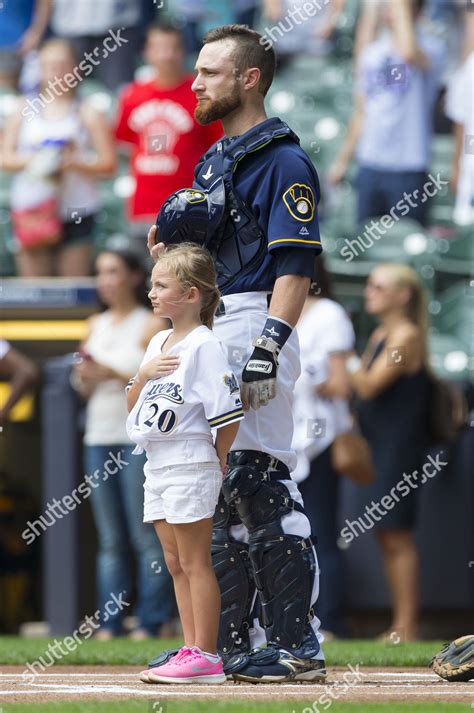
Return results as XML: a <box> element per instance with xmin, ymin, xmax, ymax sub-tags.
<box><xmin>329</xmin><ymin>0</ymin><xmax>444</xmax><ymax>227</ymax></box>
<box><xmin>48</xmin><ymin>0</ymin><xmax>143</xmax><ymax>91</ymax></box>
<box><xmin>146</xmin><ymin>24</ymin><xmax>325</xmax><ymax>684</ymax></box>
<box><xmin>115</xmin><ymin>22</ymin><xmax>222</xmax><ymax>253</ymax></box>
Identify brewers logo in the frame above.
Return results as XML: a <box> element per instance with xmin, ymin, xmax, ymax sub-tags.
<box><xmin>184</xmin><ymin>190</ymin><xmax>206</xmax><ymax>204</ymax></box>
<box><xmin>223</xmin><ymin>372</ymin><xmax>240</xmax><ymax>395</ymax></box>
<box><xmin>282</xmin><ymin>183</ymin><xmax>315</xmax><ymax>222</ymax></box>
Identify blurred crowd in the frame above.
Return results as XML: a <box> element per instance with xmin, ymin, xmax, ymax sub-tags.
<box><xmin>0</xmin><ymin>0</ymin><xmax>472</xmax><ymax>276</ymax></box>
<box><xmin>1</xmin><ymin>0</ymin><xmax>473</xmax><ymax>638</ymax></box>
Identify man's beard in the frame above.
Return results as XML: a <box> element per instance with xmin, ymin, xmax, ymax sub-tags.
<box><xmin>194</xmin><ymin>89</ymin><xmax>242</xmax><ymax>125</ymax></box>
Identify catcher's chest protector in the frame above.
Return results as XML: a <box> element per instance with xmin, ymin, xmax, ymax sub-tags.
<box><xmin>193</xmin><ymin>118</ymin><xmax>301</xmax><ymax>290</ymax></box>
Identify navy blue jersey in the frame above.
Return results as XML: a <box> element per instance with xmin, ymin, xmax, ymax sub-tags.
<box><xmin>194</xmin><ymin>126</ymin><xmax>322</xmax><ymax>295</ymax></box>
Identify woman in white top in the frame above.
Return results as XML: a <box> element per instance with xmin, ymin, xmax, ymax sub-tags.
<box><xmin>2</xmin><ymin>39</ymin><xmax>116</xmax><ymax>277</ymax></box>
<box><xmin>292</xmin><ymin>256</ymin><xmax>355</xmax><ymax>638</ymax></box>
<box><xmin>72</xmin><ymin>249</ymin><xmax>174</xmax><ymax>639</ymax></box>
<box><xmin>447</xmin><ymin>50</ymin><xmax>474</xmax><ymax>225</ymax></box>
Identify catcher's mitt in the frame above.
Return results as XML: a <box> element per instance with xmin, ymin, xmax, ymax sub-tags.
<box><xmin>430</xmin><ymin>635</ymin><xmax>474</xmax><ymax>682</ymax></box>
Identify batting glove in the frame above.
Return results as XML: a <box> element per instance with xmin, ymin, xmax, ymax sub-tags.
<box><xmin>241</xmin><ymin>336</ymin><xmax>280</xmax><ymax>410</ymax></box>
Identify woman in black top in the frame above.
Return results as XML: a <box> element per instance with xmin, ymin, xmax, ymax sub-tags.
<box><xmin>346</xmin><ymin>263</ymin><xmax>430</xmax><ymax>642</ymax></box>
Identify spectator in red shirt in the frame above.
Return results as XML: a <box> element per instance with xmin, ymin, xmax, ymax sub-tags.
<box><xmin>115</xmin><ymin>22</ymin><xmax>223</xmax><ymax>251</ymax></box>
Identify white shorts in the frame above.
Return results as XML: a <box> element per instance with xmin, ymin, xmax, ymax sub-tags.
<box><xmin>143</xmin><ymin>461</ymin><xmax>223</xmax><ymax>524</ymax></box>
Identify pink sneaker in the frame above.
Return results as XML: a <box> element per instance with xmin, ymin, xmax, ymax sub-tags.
<box><xmin>140</xmin><ymin>647</ymin><xmax>191</xmax><ymax>683</ymax></box>
<box><xmin>147</xmin><ymin>647</ymin><xmax>225</xmax><ymax>684</ymax></box>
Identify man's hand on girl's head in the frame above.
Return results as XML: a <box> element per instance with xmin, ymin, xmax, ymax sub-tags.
<box><xmin>147</xmin><ymin>225</ymin><xmax>166</xmax><ymax>263</ymax></box>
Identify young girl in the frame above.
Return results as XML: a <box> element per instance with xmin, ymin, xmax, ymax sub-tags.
<box><xmin>72</xmin><ymin>249</ymin><xmax>173</xmax><ymax>640</ymax></box>
<box><xmin>126</xmin><ymin>243</ymin><xmax>244</xmax><ymax>684</ymax></box>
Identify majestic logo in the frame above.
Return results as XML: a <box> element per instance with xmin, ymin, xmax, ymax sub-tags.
<box><xmin>145</xmin><ymin>382</ymin><xmax>184</xmax><ymax>404</ymax></box>
<box><xmin>223</xmin><ymin>372</ymin><xmax>240</xmax><ymax>395</ymax></box>
<box><xmin>299</xmin><ymin>226</ymin><xmax>310</xmax><ymax>235</ymax></box>
<box><xmin>246</xmin><ymin>360</ymin><xmax>272</xmax><ymax>374</ymax></box>
<box><xmin>184</xmin><ymin>190</ymin><xmax>206</xmax><ymax>204</ymax></box>
<box><xmin>202</xmin><ymin>165</ymin><xmax>214</xmax><ymax>180</ymax></box>
<box><xmin>282</xmin><ymin>183</ymin><xmax>315</xmax><ymax>222</ymax></box>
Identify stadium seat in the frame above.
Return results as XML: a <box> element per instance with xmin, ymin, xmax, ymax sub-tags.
<box><xmin>431</xmin><ymin>282</ymin><xmax>473</xmax><ymax>352</ymax></box>
<box><xmin>432</xmin><ymin>228</ymin><xmax>474</xmax><ymax>276</ymax></box>
<box><xmin>335</xmin><ymin>216</ymin><xmax>436</xmax><ymax>263</ymax></box>
<box><xmin>428</xmin><ymin>331</ymin><xmax>471</xmax><ymax>380</ymax></box>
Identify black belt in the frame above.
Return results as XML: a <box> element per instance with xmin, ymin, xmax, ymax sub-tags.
<box><xmin>216</xmin><ymin>293</ymin><xmax>272</xmax><ymax>317</ymax></box>
<box><xmin>228</xmin><ymin>449</ymin><xmax>290</xmax><ymax>479</ymax></box>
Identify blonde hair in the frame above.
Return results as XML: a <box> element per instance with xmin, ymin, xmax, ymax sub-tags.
<box><xmin>157</xmin><ymin>243</ymin><xmax>221</xmax><ymax>329</ymax></box>
<box><xmin>379</xmin><ymin>262</ymin><xmax>430</xmax><ymax>365</ymax></box>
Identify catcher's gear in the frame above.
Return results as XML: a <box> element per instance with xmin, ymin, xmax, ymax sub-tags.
<box><xmin>158</xmin><ymin>118</ymin><xmax>319</xmax><ymax>291</ymax></box>
<box><xmin>156</xmin><ymin>183</ymin><xmax>225</xmax><ymax>247</ymax></box>
<box><xmin>241</xmin><ymin>337</ymin><xmax>280</xmax><ymax>410</ymax></box>
<box><xmin>249</xmin><ymin>528</ymin><xmax>318</xmax><ymax>651</ymax></box>
<box><xmin>194</xmin><ymin>118</ymin><xmax>306</xmax><ymax>292</ymax></box>
<box><xmin>211</xmin><ymin>492</ymin><xmax>255</xmax><ymax>658</ymax></box>
<box><xmin>220</xmin><ymin>450</ymin><xmax>320</xmax><ymax>655</ymax></box>
<box><xmin>147</xmin><ymin>647</ymin><xmax>180</xmax><ymax>670</ymax></box>
<box><xmin>430</xmin><ymin>635</ymin><xmax>474</xmax><ymax>682</ymax></box>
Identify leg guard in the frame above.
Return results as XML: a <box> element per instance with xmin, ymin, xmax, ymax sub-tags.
<box><xmin>223</xmin><ymin>450</ymin><xmax>319</xmax><ymax>652</ymax></box>
<box><xmin>211</xmin><ymin>490</ymin><xmax>255</xmax><ymax>658</ymax></box>
<box><xmin>249</xmin><ymin>525</ymin><xmax>316</xmax><ymax>651</ymax></box>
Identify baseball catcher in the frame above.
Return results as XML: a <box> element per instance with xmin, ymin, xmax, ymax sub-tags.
<box><xmin>147</xmin><ymin>24</ymin><xmax>326</xmax><ymax>683</ymax></box>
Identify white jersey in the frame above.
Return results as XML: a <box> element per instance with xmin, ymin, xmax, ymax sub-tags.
<box><xmin>126</xmin><ymin>325</ymin><xmax>244</xmax><ymax>467</ymax></box>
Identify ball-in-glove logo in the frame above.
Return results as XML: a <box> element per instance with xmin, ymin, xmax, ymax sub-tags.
<box><xmin>223</xmin><ymin>372</ymin><xmax>240</xmax><ymax>394</ymax></box>
<box><xmin>282</xmin><ymin>183</ymin><xmax>315</xmax><ymax>222</ymax></box>
<box><xmin>184</xmin><ymin>190</ymin><xmax>206</xmax><ymax>204</ymax></box>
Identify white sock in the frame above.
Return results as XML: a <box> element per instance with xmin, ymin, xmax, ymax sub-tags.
<box><xmin>195</xmin><ymin>647</ymin><xmax>220</xmax><ymax>662</ymax></box>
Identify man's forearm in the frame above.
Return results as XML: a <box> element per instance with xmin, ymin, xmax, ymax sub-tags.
<box><xmin>215</xmin><ymin>421</ymin><xmax>240</xmax><ymax>467</ymax></box>
<box><xmin>268</xmin><ymin>273</ymin><xmax>310</xmax><ymax>327</ymax></box>
<box><xmin>390</xmin><ymin>0</ymin><xmax>420</xmax><ymax>65</ymax></box>
<box><xmin>31</xmin><ymin>0</ymin><xmax>53</xmax><ymax>36</ymax></box>
<box><xmin>354</xmin><ymin>0</ymin><xmax>380</xmax><ymax>61</ymax></box>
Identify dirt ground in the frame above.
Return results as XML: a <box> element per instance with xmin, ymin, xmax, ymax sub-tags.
<box><xmin>0</xmin><ymin>666</ymin><xmax>472</xmax><ymax>704</ymax></box>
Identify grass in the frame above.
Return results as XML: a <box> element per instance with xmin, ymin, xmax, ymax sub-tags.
<box><xmin>0</xmin><ymin>636</ymin><xmax>444</xmax><ymax>668</ymax></box>
<box><xmin>0</xmin><ymin>703</ymin><xmax>467</xmax><ymax>713</ymax></box>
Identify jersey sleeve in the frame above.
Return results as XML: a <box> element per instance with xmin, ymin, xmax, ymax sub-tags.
<box><xmin>266</xmin><ymin>149</ymin><xmax>322</xmax><ymax>253</ymax></box>
<box><xmin>192</xmin><ymin>340</ymin><xmax>244</xmax><ymax>430</ymax></box>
